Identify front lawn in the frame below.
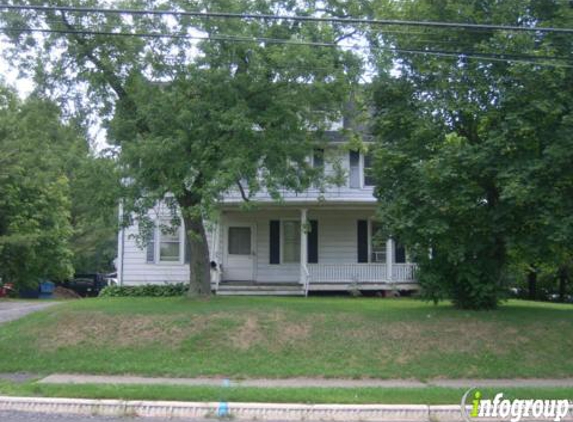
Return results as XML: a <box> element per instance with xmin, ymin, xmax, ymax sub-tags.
<box><xmin>0</xmin><ymin>297</ymin><xmax>571</xmax><ymax>379</ymax></box>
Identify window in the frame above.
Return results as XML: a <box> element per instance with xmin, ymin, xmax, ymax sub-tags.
<box><xmin>313</xmin><ymin>149</ymin><xmax>324</xmax><ymax>188</ymax></box>
<box><xmin>228</xmin><ymin>227</ymin><xmax>252</xmax><ymax>255</ymax></box>
<box><xmin>363</xmin><ymin>151</ymin><xmax>375</xmax><ymax>187</ymax></box>
<box><xmin>159</xmin><ymin>227</ymin><xmax>180</xmax><ymax>262</ymax></box>
<box><xmin>370</xmin><ymin>221</ymin><xmax>386</xmax><ymax>263</ymax></box>
<box><xmin>313</xmin><ymin>149</ymin><xmax>324</xmax><ymax>171</ymax></box>
<box><xmin>395</xmin><ymin>242</ymin><xmax>407</xmax><ymax>263</ymax></box>
<box><xmin>282</xmin><ymin>221</ymin><xmax>301</xmax><ymax>263</ymax></box>
<box><xmin>349</xmin><ymin>150</ymin><xmax>360</xmax><ymax>188</ymax></box>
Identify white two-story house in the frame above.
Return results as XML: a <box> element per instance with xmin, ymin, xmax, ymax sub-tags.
<box><xmin>117</xmin><ymin>127</ymin><xmax>418</xmax><ymax>296</ymax></box>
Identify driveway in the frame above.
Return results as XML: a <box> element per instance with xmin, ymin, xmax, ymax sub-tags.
<box><xmin>0</xmin><ymin>301</ymin><xmax>59</xmax><ymax>325</ymax></box>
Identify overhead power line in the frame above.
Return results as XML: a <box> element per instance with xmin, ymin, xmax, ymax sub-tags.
<box><xmin>2</xmin><ymin>26</ymin><xmax>571</xmax><ymax>68</ymax></box>
<box><xmin>1</xmin><ymin>4</ymin><xmax>573</xmax><ymax>35</ymax></box>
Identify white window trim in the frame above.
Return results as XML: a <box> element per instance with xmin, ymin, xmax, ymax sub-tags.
<box><xmin>348</xmin><ymin>151</ymin><xmax>373</xmax><ymax>189</ymax></box>
<box><xmin>368</xmin><ymin>219</ymin><xmax>387</xmax><ymax>264</ymax></box>
<box><xmin>348</xmin><ymin>150</ymin><xmax>360</xmax><ymax>189</ymax></box>
<box><xmin>362</xmin><ymin>152</ymin><xmax>375</xmax><ymax>188</ymax></box>
<box><xmin>155</xmin><ymin>223</ymin><xmax>184</xmax><ymax>265</ymax></box>
<box><xmin>281</xmin><ymin>220</ymin><xmax>301</xmax><ymax>264</ymax></box>
<box><xmin>227</xmin><ymin>226</ymin><xmax>253</xmax><ymax>256</ymax></box>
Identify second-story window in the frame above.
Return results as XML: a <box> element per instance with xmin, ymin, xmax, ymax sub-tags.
<box><xmin>313</xmin><ymin>149</ymin><xmax>324</xmax><ymax>188</ymax></box>
<box><xmin>364</xmin><ymin>151</ymin><xmax>375</xmax><ymax>187</ymax></box>
<box><xmin>313</xmin><ymin>149</ymin><xmax>324</xmax><ymax>172</ymax></box>
<box><xmin>349</xmin><ymin>150</ymin><xmax>360</xmax><ymax>188</ymax></box>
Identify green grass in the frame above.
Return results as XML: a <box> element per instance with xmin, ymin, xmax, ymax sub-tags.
<box><xmin>0</xmin><ymin>380</ymin><xmax>571</xmax><ymax>405</ymax></box>
<box><xmin>0</xmin><ymin>297</ymin><xmax>571</xmax><ymax>379</ymax></box>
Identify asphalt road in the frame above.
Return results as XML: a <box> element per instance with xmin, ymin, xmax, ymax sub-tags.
<box><xmin>0</xmin><ymin>412</ymin><xmax>293</xmax><ymax>422</ymax></box>
<box><xmin>0</xmin><ymin>301</ymin><xmax>59</xmax><ymax>324</ymax></box>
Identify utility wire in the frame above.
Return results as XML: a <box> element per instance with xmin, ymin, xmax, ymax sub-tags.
<box><xmin>2</xmin><ymin>26</ymin><xmax>571</xmax><ymax>68</ymax></box>
<box><xmin>2</xmin><ymin>4</ymin><xmax>573</xmax><ymax>34</ymax></box>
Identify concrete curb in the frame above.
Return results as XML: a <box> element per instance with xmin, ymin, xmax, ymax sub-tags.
<box><xmin>0</xmin><ymin>396</ymin><xmax>430</xmax><ymax>421</ymax></box>
<box><xmin>0</xmin><ymin>396</ymin><xmax>571</xmax><ymax>421</ymax></box>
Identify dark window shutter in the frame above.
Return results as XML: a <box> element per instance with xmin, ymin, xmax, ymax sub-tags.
<box><xmin>357</xmin><ymin>220</ymin><xmax>368</xmax><ymax>263</ymax></box>
<box><xmin>269</xmin><ymin>220</ymin><xmax>280</xmax><ymax>264</ymax></box>
<box><xmin>146</xmin><ymin>229</ymin><xmax>155</xmax><ymax>263</ymax></box>
<box><xmin>307</xmin><ymin>220</ymin><xmax>318</xmax><ymax>263</ymax></box>
<box><xmin>395</xmin><ymin>243</ymin><xmax>406</xmax><ymax>263</ymax></box>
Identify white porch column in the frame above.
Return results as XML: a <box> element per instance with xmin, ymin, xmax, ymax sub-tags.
<box><xmin>386</xmin><ymin>237</ymin><xmax>394</xmax><ymax>281</ymax></box>
<box><xmin>300</xmin><ymin>208</ymin><xmax>308</xmax><ymax>284</ymax></box>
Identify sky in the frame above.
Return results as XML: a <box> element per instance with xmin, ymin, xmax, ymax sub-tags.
<box><xmin>0</xmin><ymin>37</ymin><xmax>112</xmax><ymax>152</ymax></box>
<box><xmin>0</xmin><ymin>39</ymin><xmax>34</xmax><ymax>97</ymax></box>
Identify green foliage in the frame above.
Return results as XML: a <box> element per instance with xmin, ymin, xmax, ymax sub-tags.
<box><xmin>369</xmin><ymin>0</ymin><xmax>573</xmax><ymax>309</ymax></box>
<box><xmin>0</xmin><ymin>80</ymin><xmax>119</xmax><ymax>288</ymax></box>
<box><xmin>1</xmin><ymin>0</ymin><xmax>362</xmax><ymax>294</ymax></box>
<box><xmin>99</xmin><ymin>283</ymin><xmax>188</xmax><ymax>297</ymax></box>
<box><xmin>69</xmin><ymin>154</ymin><xmax>120</xmax><ymax>273</ymax></box>
<box><xmin>0</xmin><ymin>87</ymin><xmax>75</xmax><ymax>288</ymax></box>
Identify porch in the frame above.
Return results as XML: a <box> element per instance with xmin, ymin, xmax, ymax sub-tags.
<box><xmin>213</xmin><ymin>207</ymin><xmax>418</xmax><ymax>295</ymax></box>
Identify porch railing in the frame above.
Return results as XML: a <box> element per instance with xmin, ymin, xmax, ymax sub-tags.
<box><xmin>307</xmin><ymin>263</ymin><xmax>416</xmax><ymax>283</ymax></box>
<box><xmin>308</xmin><ymin>263</ymin><xmax>386</xmax><ymax>283</ymax></box>
<box><xmin>392</xmin><ymin>263</ymin><xmax>417</xmax><ymax>281</ymax></box>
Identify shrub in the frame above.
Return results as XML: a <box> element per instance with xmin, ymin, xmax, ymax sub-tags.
<box><xmin>99</xmin><ymin>283</ymin><xmax>188</xmax><ymax>297</ymax></box>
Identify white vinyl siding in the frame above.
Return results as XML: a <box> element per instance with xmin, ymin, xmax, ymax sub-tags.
<box><xmin>219</xmin><ymin>210</ymin><xmax>375</xmax><ymax>283</ymax></box>
<box><xmin>122</xmin><ymin>209</ymin><xmax>379</xmax><ymax>286</ymax></box>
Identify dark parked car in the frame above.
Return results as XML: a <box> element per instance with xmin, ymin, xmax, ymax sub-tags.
<box><xmin>60</xmin><ymin>273</ymin><xmax>109</xmax><ymax>297</ymax></box>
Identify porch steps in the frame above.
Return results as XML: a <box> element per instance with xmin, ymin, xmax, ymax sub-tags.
<box><xmin>215</xmin><ymin>282</ymin><xmax>305</xmax><ymax>296</ymax></box>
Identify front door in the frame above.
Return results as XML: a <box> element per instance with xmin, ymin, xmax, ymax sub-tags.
<box><xmin>225</xmin><ymin>224</ymin><xmax>255</xmax><ymax>281</ymax></box>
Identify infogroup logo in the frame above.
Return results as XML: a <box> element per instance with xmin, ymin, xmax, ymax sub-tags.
<box><xmin>461</xmin><ymin>388</ymin><xmax>571</xmax><ymax>422</ymax></box>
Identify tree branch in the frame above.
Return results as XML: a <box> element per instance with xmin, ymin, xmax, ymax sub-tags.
<box><xmin>236</xmin><ymin>179</ymin><xmax>250</xmax><ymax>202</ymax></box>
<box><xmin>59</xmin><ymin>12</ymin><xmax>129</xmax><ymax>102</ymax></box>
<box><xmin>335</xmin><ymin>29</ymin><xmax>359</xmax><ymax>43</ymax></box>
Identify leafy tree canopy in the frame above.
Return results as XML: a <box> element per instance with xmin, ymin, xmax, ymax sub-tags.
<box><xmin>369</xmin><ymin>0</ymin><xmax>573</xmax><ymax>309</ymax></box>
<box><xmin>1</xmin><ymin>0</ymin><xmax>363</xmax><ymax>295</ymax></box>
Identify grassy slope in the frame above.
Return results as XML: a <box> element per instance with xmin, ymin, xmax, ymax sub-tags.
<box><xmin>0</xmin><ymin>297</ymin><xmax>571</xmax><ymax>379</ymax></box>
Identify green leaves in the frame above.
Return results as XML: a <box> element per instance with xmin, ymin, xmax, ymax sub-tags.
<box><xmin>0</xmin><ymin>90</ymin><xmax>74</xmax><ymax>287</ymax></box>
<box><xmin>370</xmin><ymin>0</ymin><xmax>573</xmax><ymax>309</ymax></box>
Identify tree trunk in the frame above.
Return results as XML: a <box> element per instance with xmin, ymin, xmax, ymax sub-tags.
<box><xmin>177</xmin><ymin>186</ymin><xmax>211</xmax><ymax>298</ymax></box>
<box><xmin>183</xmin><ymin>213</ymin><xmax>212</xmax><ymax>297</ymax></box>
<box><xmin>527</xmin><ymin>268</ymin><xmax>537</xmax><ymax>301</ymax></box>
<box><xmin>558</xmin><ymin>265</ymin><xmax>568</xmax><ymax>303</ymax></box>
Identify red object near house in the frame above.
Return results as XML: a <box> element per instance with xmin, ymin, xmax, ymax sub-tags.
<box><xmin>0</xmin><ymin>283</ymin><xmax>15</xmax><ymax>297</ymax></box>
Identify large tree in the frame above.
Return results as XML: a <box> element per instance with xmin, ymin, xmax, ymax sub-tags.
<box><xmin>368</xmin><ymin>0</ymin><xmax>573</xmax><ymax>309</ymax></box>
<box><xmin>2</xmin><ymin>0</ymin><xmax>361</xmax><ymax>295</ymax></box>
<box><xmin>0</xmin><ymin>85</ymin><xmax>75</xmax><ymax>289</ymax></box>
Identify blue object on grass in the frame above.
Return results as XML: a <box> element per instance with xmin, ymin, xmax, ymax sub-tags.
<box><xmin>39</xmin><ymin>280</ymin><xmax>55</xmax><ymax>299</ymax></box>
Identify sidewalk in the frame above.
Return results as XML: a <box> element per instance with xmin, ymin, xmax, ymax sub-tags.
<box><xmin>39</xmin><ymin>374</ymin><xmax>573</xmax><ymax>389</ymax></box>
